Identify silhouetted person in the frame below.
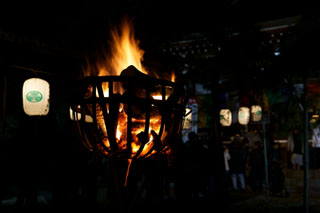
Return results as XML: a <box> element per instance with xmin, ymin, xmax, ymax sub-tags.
<box><xmin>312</xmin><ymin>124</ymin><xmax>320</xmax><ymax>169</ymax></box>
<box><xmin>223</xmin><ymin>144</ymin><xmax>232</xmax><ymax>191</ymax></box>
<box><xmin>16</xmin><ymin>117</ymin><xmax>42</xmax><ymax>208</ymax></box>
<box><xmin>248</xmin><ymin>141</ymin><xmax>265</xmax><ymax>192</ymax></box>
<box><xmin>172</xmin><ymin>137</ymin><xmax>187</xmax><ymax>201</ymax></box>
<box><xmin>183</xmin><ymin>132</ymin><xmax>207</xmax><ymax>199</ymax></box>
<box><xmin>79</xmin><ymin>152</ymin><xmax>102</xmax><ymax>208</ymax></box>
<box><xmin>228</xmin><ymin>134</ymin><xmax>247</xmax><ymax>192</ymax></box>
<box><xmin>271</xmin><ymin>142</ymin><xmax>281</xmax><ymax>163</ymax></box>
<box><xmin>269</xmin><ymin>160</ymin><xmax>288</xmax><ymax>197</ymax></box>
<box><xmin>287</xmin><ymin>128</ymin><xmax>303</xmax><ymax>170</ymax></box>
<box><xmin>144</xmin><ymin>157</ymin><xmax>167</xmax><ymax>203</ymax></box>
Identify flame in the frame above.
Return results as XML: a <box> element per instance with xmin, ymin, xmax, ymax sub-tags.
<box><xmin>84</xmin><ymin>17</ymin><xmax>176</xmax><ymax>158</ymax></box>
<box><xmin>98</xmin><ymin>18</ymin><xmax>147</xmax><ymax>76</ymax></box>
<box><xmin>171</xmin><ymin>70</ymin><xmax>176</xmax><ymax>82</ymax></box>
<box><xmin>102</xmin><ymin>103</ymin><xmax>162</xmax><ymax>158</ymax></box>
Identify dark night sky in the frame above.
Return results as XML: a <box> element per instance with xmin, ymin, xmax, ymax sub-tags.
<box><xmin>0</xmin><ymin>0</ymin><xmax>318</xmax><ymax>85</ymax></box>
<box><xmin>0</xmin><ymin>0</ymin><xmax>311</xmax><ymax>50</ymax></box>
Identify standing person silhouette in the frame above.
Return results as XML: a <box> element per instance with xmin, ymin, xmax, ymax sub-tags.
<box><xmin>223</xmin><ymin>144</ymin><xmax>232</xmax><ymax>191</ymax></box>
<box><xmin>183</xmin><ymin>132</ymin><xmax>207</xmax><ymax>199</ymax></box>
<box><xmin>287</xmin><ymin>128</ymin><xmax>303</xmax><ymax>170</ymax></box>
<box><xmin>248</xmin><ymin>141</ymin><xmax>265</xmax><ymax>192</ymax></box>
<box><xmin>228</xmin><ymin>134</ymin><xmax>247</xmax><ymax>192</ymax></box>
<box><xmin>312</xmin><ymin>124</ymin><xmax>320</xmax><ymax>169</ymax></box>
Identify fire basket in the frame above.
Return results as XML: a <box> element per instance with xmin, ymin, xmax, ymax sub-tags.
<box><xmin>70</xmin><ymin>65</ymin><xmax>185</xmax><ymax>159</ymax></box>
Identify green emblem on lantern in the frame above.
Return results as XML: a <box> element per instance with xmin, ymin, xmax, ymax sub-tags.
<box><xmin>256</xmin><ymin>110</ymin><xmax>262</xmax><ymax>115</ymax></box>
<box><xmin>26</xmin><ymin>91</ymin><xmax>43</xmax><ymax>103</ymax></box>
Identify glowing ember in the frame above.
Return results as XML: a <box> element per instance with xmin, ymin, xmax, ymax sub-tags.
<box><xmin>100</xmin><ymin>102</ymin><xmax>162</xmax><ymax>158</ymax></box>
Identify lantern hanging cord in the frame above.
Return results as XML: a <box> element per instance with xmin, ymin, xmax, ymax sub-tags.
<box><xmin>8</xmin><ymin>64</ymin><xmax>56</xmax><ymax>76</ymax></box>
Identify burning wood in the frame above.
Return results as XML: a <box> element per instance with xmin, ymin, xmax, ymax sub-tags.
<box><xmin>78</xmin><ymin>65</ymin><xmax>168</xmax><ymax>158</ymax></box>
<box><xmin>70</xmin><ymin>17</ymin><xmax>186</xmax><ymax>194</ymax></box>
<box><xmin>72</xmin><ymin>17</ymin><xmax>185</xmax><ymax>161</ymax></box>
<box><xmin>120</xmin><ymin>65</ymin><xmax>150</xmax><ymax>80</ymax></box>
<box><xmin>120</xmin><ymin>65</ymin><xmax>162</xmax><ymax>120</ymax></box>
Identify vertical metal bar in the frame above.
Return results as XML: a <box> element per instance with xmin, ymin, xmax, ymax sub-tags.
<box><xmin>1</xmin><ymin>74</ymin><xmax>7</xmax><ymax>143</ymax></box>
<box><xmin>143</xmin><ymin>83</ymin><xmax>168</xmax><ymax>158</ymax></box>
<box><xmin>126</xmin><ymin>80</ymin><xmax>132</xmax><ymax>158</ymax></box>
<box><xmin>134</xmin><ymin>87</ymin><xmax>150</xmax><ymax>158</ymax></box>
<box><xmin>157</xmin><ymin>83</ymin><xmax>166</xmax><ymax>139</ymax></box>
<box><xmin>109</xmin><ymin>157</ymin><xmax>126</xmax><ymax>213</ymax></box>
<box><xmin>304</xmin><ymin>79</ymin><xmax>310</xmax><ymax>213</ymax></box>
<box><xmin>97</xmin><ymin>82</ymin><xmax>118</xmax><ymax>151</ymax></box>
<box><xmin>144</xmin><ymin>88</ymin><xmax>150</xmax><ymax>136</ymax></box>
<box><xmin>79</xmin><ymin>104</ymin><xmax>92</xmax><ymax>151</ymax></box>
<box><xmin>109</xmin><ymin>80</ymin><xmax>113</xmax><ymax>96</ymax></box>
<box><xmin>92</xmin><ymin>85</ymin><xmax>111</xmax><ymax>154</ymax></box>
<box><xmin>262</xmin><ymin>120</ymin><xmax>269</xmax><ymax>200</ymax></box>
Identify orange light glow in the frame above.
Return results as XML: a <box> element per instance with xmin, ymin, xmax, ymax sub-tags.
<box><xmin>84</xmin><ymin>17</ymin><xmax>175</xmax><ymax>158</ymax></box>
<box><xmin>106</xmin><ymin>104</ymin><xmax>162</xmax><ymax>157</ymax></box>
<box><xmin>99</xmin><ymin>18</ymin><xmax>147</xmax><ymax>76</ymax></box>
<box><xmin>152</xmin><ymin>95</ymin><xmax>169</xmax><ymax>100</ymax></box>
<box><xmin>171</xmin><ymin>71</ymin><xmax>176</xmax><ymax>82</ymax></box>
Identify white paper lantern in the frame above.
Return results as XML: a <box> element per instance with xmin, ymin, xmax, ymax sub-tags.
<box><xmin>251</xmin><ymin>105</ymin><xmax>262</xmax><ymax>121</ymax></box>
<box><xmin>220</xmin><ymin>109</ymin><xmax>232</xmax><ymax>126</ymax></box>
<box><xmin>238</xmin><ymin>107</ymin><xmax>250</xmax><ymax>125</ymax></box>
<box><xmin>23</xmin><ymin>78</ymin><xmax>50</xmax><ymax>116</ymax></box>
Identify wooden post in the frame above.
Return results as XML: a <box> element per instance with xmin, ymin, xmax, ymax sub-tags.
<box><xmin>304</xmin><ymin>78</ymin><xmax>309</xmax><ymax>213</ymax></box>
<box><xmin>109</xmin><ymin>157</ymin><xmax>126</xmax><ymax>213</ymax></box>
<box><xmin>262</xmin><ymin>120</ymin><xmax>269</xmax><ymax>200</ymax></box>
<box><xmin>261</xmin><ymin>90</ymin><xmax>270</xmax><ymax>200</ymax></box>
<box><xmin>210</xmin><ymin>68</ymin><xmax>228</xmax><ymax>209</ymax></box>
<box><xmin>1</xmin><ymin>74</ymin><xmax>7</xmax><ymax>143</ymax></box>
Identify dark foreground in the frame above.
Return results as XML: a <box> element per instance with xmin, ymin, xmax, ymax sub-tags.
<box><xmin>2</xmin><ymin>168</ymin><xmax>320</xmax><ymax>212</ymax></box>
<box><xmin>0</xmin><ymin>191</ymin><xmax>319</xmax><ymax>213</ymax></box>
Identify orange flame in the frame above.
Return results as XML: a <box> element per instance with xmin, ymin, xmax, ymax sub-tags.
<box><xmin>98</xmin><ymin>18</ymin><xmax>147</xmax><ymax>76</ymax></box>
<box><xmin>83</xmin><ymin>17</ymin><xmax>175</xmax><ymax>159</ymax></box>
<box><xmin>171</xmin><ymin>70</ymin><xmax>176</xmax><ymax>82</ymax></box>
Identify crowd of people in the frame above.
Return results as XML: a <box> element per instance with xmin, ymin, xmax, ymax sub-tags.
<box><xmin>3</xmin><ymin>125</ymin><xmax>320</xmax><ymax>207</ymax></box>
<box><xmin>223</xmin><ymin>130</ymin><xmax>287</xmax><ymax>196</ymax></box>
